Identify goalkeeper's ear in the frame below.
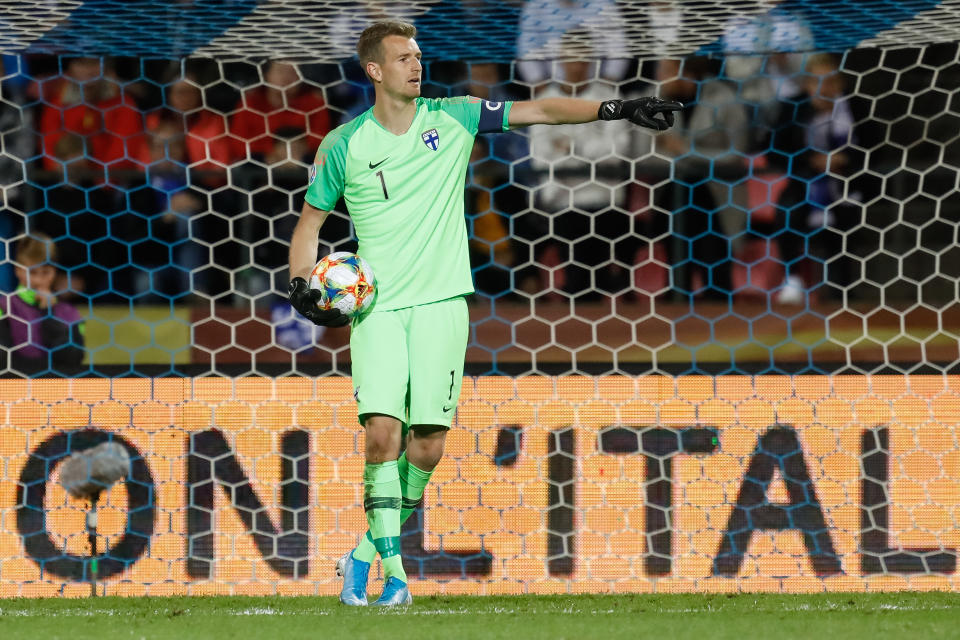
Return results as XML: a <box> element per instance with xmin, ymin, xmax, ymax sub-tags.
<box><xmin>365</xmin><ymin>61</ymin><xmax>383</xmax><ymax>84</ymax></box>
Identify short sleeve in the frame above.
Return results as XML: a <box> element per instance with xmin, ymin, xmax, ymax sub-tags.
<box><xmin>304</xmin><ymin>130</ymin><xmax>347</xmax><ymax>211</ymax></box>
<box><xmin>439</xmin><ymin>97</ymin><xmax>513</xmax><ymax>136</ymax></box>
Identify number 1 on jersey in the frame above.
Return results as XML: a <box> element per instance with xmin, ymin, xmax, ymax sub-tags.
<box><xmin>376</xmin><ymin>170</ymin><xmax>389</xmax><ymax>199</ymax></box>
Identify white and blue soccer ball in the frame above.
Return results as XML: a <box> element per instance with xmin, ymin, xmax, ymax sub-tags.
<box><xmin>309</xmin><ymin>252</ymin><xmax>377</xmax><ymax>318</ymax></box>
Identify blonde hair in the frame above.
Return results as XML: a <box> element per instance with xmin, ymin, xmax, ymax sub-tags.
<box><xmin>16</xmin><ymin>233</ymin><xmax>58</xmax><ymax>268</ymax></box>
<box><xmin>357</xmin><ymin>20</ymin><xmax>417</xmax><ymax>70</ymax></box>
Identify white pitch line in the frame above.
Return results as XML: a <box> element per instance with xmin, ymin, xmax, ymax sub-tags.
<box><xmin>0</xmin><ymin>602</ymin><xmax>955</xmax><ymax>618</ymax></box>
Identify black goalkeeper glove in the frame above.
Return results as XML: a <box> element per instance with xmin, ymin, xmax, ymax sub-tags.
<box><xmin>598</xmin><ymin>97</ymin><xmax>684</xmax><ymax>131</ymax></box>
<box><xmin>287</xmin><ymin>277</ymin><xmax>350</xmax><ymax>327</ymax></box>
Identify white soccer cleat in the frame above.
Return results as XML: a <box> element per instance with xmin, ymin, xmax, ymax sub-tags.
<box><xmin>336</xmin><ymin>551</ymin><xmax>370</xmax><ymax>606</ymax></box>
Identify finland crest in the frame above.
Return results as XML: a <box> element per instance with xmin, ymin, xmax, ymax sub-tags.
<box><xmin>421</xmin><ymin>128</ymin><xmax>440</xmax><ymax>151</ymax></box>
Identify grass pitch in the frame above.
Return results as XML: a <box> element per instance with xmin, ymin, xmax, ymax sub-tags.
<box><xmin>1</xmin><ymin>592</ymin><xmax>957</xmax><ymax>640</ymax></box>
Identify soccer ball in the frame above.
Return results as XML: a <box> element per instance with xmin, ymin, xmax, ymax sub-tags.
<box><xmin>309</xmin><ymin>252</ymin><xmax>377</xmax><ymax>318</ymax></box>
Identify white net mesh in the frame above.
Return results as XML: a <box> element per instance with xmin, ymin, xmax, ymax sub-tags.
<box><xmin>4</xmin><ymin>46</ymin><xmax>959</xmax><ymax>376</ymax></box>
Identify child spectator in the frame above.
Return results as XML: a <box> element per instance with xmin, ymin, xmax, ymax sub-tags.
<box><xmin>0</xmin><ymin>234</ymin><xmax>85</xmax><ymax>376</ymax></box>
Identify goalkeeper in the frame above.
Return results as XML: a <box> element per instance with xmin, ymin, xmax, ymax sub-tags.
<box><xmin>287</xmin><ymin>20</ymin><xmax>681</xmax><ymax>607</ymax></box>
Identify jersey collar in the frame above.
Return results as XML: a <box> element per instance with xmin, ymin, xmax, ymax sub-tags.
<box><xmin>368</xmin><ymin>99</ymin><xmax>422</xmax><ymax>137</ymax></box>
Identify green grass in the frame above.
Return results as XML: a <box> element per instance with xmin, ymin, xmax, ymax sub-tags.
<box><xmin>1</xmin><ymin>593</ymin><xmax>958</xmax><ymax>640</ymax></box>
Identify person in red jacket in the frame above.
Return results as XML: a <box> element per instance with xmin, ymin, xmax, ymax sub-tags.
<box><xmin>93</xmin><ymin>83</ymin><xmax>150</xmax><ymax>173</ymax></box>
<box><xmin>38</xmin><ymin>57</ymin><xmax>149</xmax><ymax>176</ymax></box>
<box><xmin>146</xmin><ymin>75</ymin><xmax>236</xmax><ymax>183</ymax></box>
<box><xmin>37</xmin><ymin>57</ymin><xmax>103</xmax><ymax>172</ymax></box>
<box><xmin>230</xmin><ymin>60</ymin><xmax>332</xmax><ymax>165</ymax></box>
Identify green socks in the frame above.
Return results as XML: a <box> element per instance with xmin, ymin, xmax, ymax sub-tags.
<box><xmin>352</xmin><ymin>452</ymin><xmax>434</xmax><ymax>581</ymax></box>
<box><xmin>361</xmin><ymin>460</ymin><xmax>405</xmax><ymax>582</ymax></box>
<box><xmin>398</xmin><ymin>453</ymin><xmax>434</xmax><ymax>523</ymax></box>
<box><xmin>353</xmin><ymin>530</ymin><xmax>377</xmax><ymax>564</ymax></box>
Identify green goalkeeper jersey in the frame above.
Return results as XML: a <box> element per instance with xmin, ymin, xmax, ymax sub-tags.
<box><xmin>305</xmin><ymin>96</ymin><xmax>513</xmax><ymax>311</ymax></box>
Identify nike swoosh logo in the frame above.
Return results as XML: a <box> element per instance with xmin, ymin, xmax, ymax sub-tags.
<box><xmin>443</xmin><ymin>405</ymin><xmax>453</xmax><ymax>413</ymax></box>
<box><xmin>368</xmin><ymin>158</ymin><xmax>388</xmax><ymax>169</ymax></box>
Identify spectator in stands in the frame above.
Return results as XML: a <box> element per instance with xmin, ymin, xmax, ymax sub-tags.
<box><xmin>38</xmin><ymin>57</ymin><xmax>149</xmax><ymax>178</ymax></box>
<box><xmin>516</xmin><ymin>0</ymin><xmax>631</xmax><ymax>90</ymax></box>
<box><xmin>721</xmin><ymin>7</ymin><xmax>813</xmax><ymax>132</ymax></box>
<box><xmin>224</xmin><ymin>61</ymin><xmax>332</xmax><ymax>302</ymax></box>
<box><xmin>120</xmin><ymin>75</ymin><xmax>223</xmax><ymax>300</ymax></box>
<box><xmin>148</xmin><ymin>74</ymin><xmax>235</xmax><ymax>182</ymax></box>
<box><xmin>525</xmin><ymin>50</ymin><xmax>634</xmax><ymax>299</ymax></box>
<box><xmin>92</xmin><ymin>71</ymin><xmax>149</xmax><ymax>176</ymax></box>
<box><xmin>131</xmin><ymin>114</ymin><xmax>206</xmax><ymax>300</ymax></box>
<box><xmin>0</xmin><ymin>234</ymin><xmax>85</xmax><ymax>376</ymax></box>
<box><xmin>141</xmin><ymin>72</ymin><xmax>232</xmax><ymax>304</ymax></box>
<box><xmin>230</xmin><ymin>60</ymin><xmax>331</xmax><ymax>166</ymax></box>
<box><xmin>756</xmin><ymin>53</ymin><xmax>861</xmax><ymax>303</ymax></box>
<box><xmin>37</xmin><ymin>57</ymin><xmax>103</xmax><ymax>173</ymax></box>
<box><xmin>646</xmin><ymin>56</ymin><xmax>749</xmax><ymax>300</ymax></box>
<box><xmin>51</xmin><ymin>132</ymin><xmax>89</xmax><ymax>182</ymax></box>
<box><xmin>33</xmin><ymin>57</ymin><xmax>147</xmax><ymax>299</ymax></box>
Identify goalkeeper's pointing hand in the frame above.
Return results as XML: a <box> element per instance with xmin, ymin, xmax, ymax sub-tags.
<box><xmin>598</xmin><ymin>97</ymin><xmax>684</xmax><ymax>131</ymax></box>
<box><xmin>288</xmin><ymin>277</ymin><xmax>351</xmax><ymax>327</ymax></box>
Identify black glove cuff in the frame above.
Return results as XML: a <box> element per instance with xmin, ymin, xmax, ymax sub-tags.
<box><xmin>288</xmin><ymin>277</ymin><xmax>314</xmax><ymax>313</ymax></box>
<box><xmin>288</xmin><ymin>277</ymin><xmax>308</xmax><ymax>297</ymax></box>
<box><xmin>598</xmin><ymin>99</ymin><xmax>623</xmax><ymax>121</ymax></box>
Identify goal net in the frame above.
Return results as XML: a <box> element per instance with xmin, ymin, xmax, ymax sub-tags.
<box><xmin>0</xmin><ymin>0</ymin><xmax>957</xmax><ymax>596</ymax></box>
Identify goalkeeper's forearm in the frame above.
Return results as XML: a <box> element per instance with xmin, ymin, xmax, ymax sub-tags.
<box><xmin>289</xmin><ymin>201</ymin><xmax>330</xmax><ymax>281</ymax></box>
<box><xmin>510</xmin><ymin>96</ymin><xmax>682</xmax><ymax>131</ymax></box>
<box><xmin>508</xmin><ymin>98</ymin><xmax>602</xmax><ymax>127</ymax></box>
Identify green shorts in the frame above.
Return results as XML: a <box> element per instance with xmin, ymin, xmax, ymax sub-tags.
<box><xmin>350</xmin><ymin>295</ymin><xmax>468</xmax><ymax>428</ymax></box>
